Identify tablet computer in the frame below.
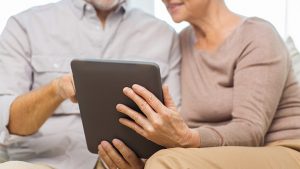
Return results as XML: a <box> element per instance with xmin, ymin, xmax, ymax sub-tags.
<box><xmin>71</xmin><ymin>59</ymin><xmax>164</xmax><ymax>158</ymax></box>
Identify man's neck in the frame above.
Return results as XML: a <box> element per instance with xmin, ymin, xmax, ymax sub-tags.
<box><xmin>96</xmin><ymin>4</ymin><xmax>121</xmax><ymax>28</ymax></box>
<box><xmin>97</xmin><ymin>10</ymin><xmax>111</xmax><ymax>27</ymax></box>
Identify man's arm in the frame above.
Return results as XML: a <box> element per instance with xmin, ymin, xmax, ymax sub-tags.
<box><xmin>0</xmin><ymin>17</ymin><xmax>76</xmax><ymax>136</ymax></box>
<box><xmin>8</xmin><ymin>76</ymin><xmax>75</xmax><ymax>136</ymax></box>
<box><xmin>8</xmin><ymin>80</ymin><xmax>62</xmax><ymax>136</ymax></box>
<box><xmin>0</xmin><ymin>16</ymin><xmax>32</xmax><ymax>134</ymax></box>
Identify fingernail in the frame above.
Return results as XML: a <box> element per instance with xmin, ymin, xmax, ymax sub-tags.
<box><xmin>132</xmin><ymin>84</ymin><xmax>142</xmax><ymax>90</ymax></box>
<box><xmin>113</xmin><ymin>139</ymin><xmax>121</xmax><ymax>147</ymax></box>
<box><xmin>116</xmin><ymin>104</ymin><xmax>121</xmax><ymax>110</ymax></box>
<box><xmin>119</xmin><ymin>118</ymin><xmax>124</xmax><ymax>123</ymax></box>
<box><xmin>123</xmin><ymin>87</ymin><xmax>130</xmax><ymax>93</ymax></box>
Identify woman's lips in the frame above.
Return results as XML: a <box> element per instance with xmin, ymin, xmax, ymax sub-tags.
<box><xmin>167</xmin><ymin>3</ymin><xmax>184</xmax><ymax>13</ymax></box>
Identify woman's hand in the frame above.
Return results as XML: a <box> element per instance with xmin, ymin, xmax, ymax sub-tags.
<box><xmin>98</xmin><ymin>139</ymin><xmax>144</xmax><ymax>169</ymax></box>
<box><xmin>116</xmin><ymin>84</ymin><xmax>200</xmax><ymax>148</ymax></box>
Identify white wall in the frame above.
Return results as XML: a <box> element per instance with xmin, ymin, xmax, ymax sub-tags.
<box><xmin>287</xmin><ymin>0</ymin><xmax>300</xmax><ymax>49</ymax></box>
<box><xmin>0</xmin><ymin>0</ymin><xmax>60</xmax><ymax>33</ymax></box>
<box><xmin>129</xmin><ymin>0</ymin><xmax>154</xmax><ymax>15</ymax></box>
<box><xmin>225</xmin><ymin>0</ymin><xmax>287</xmax><ymax>37</ymax></box>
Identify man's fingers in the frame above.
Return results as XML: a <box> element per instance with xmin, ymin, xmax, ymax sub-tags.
<box><xmin>98</xmin><ymin>144</ymin><xmax>118</xmax><ymax>169</ymax></box>
<box><xmin>112</xmin><ymin>139</ymin><xmax>140</xmax><ymax>165</ymax></box>
<box><xmin>56</xmin><ymin>74</ymin><xmax>76</xmax><ymax>100</ymax></box>
<box><xmin>100</xmin><ymin>141</ymin><xmax>128</xmax><ymax>169</ymax></box>
<box><xmin>70</xmin><ymin>96</ymin><xmax>78</xmax><ymax>103</ymax></box>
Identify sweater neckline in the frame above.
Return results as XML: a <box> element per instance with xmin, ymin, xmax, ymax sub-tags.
<box><xmin>190</xmin><ymin>16</ymin><xmax>249</xmax><ymax>57</ymax></box>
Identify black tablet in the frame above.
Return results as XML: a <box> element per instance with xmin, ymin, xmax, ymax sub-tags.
<box><xmin>71</xmin><ymin>59</ymin><xmax>164</xmax><ymax>158</ymax></box>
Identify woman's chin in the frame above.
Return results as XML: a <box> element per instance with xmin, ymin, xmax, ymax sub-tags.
<box><xmin>170</xmin><ymin>15</ymin><xmax>185</xmax><ymax>23</ymax></box>
<box><xmin>173</xmin><ymin>19</ymin><xmax>183</xmax><ymax>23</ymax></box>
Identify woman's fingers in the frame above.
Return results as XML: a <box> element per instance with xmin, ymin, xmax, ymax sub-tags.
<box><xmin>131</xmin><ymin>84</ymin><xmax>165</xmax><ymax>113</ymax></box>
<box><xmin>162</xmin><ymin>85</ymin><xmax>177</xmax><ymax>111</ymax></box>
<box><xmin>118</xmin><ymin>118</ymin><xmax>147</xmax><ymax>137</ymax></box>
<box><xmin>122</xmin><ymin>87</ymin><xmax>156</xmax><ymax>121</ymax></box>
<box><xmin>116</xmin><ymin>104</ymin><xmax>152</xmax><ymax>132</ymax></box>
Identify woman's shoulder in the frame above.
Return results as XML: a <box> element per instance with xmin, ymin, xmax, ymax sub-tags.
<box><xmin>237</xmin><ymin>17</ymin><xmax>289</xmax><ymax>62</ymax></box>
<box><xmin>244</xmin><ymin>17</ymin><xmax>274</xmax><ymax>27</ymax></box>
<box><xmin>241</xmin><ymin>17</ymin><xmax>282</xmax><ymax>41</ymax></box>
<box><xmin>235</xmin><ymin>17</ymin><xmax>287</xmax><ymax>56</ymax></box>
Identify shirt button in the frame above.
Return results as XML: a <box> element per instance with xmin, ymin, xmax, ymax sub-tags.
<box><xmin>86</xmin><ymin>5</ymin><xmax>92</xmax><ymax>11</ymax></box>
<box><xmin>53</xmin><ymin>63</ymin><xmax>59</xmax><ymax>68</ymax></box>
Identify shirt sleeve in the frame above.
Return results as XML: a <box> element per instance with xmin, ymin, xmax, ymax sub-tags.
<box><xmin>163</xmin><ymin>30</ymin><xmax>182</xmax><ymax>107</ymax></box>
<box><xmin>196</xmin><ymin>23</ymin><xmax>290</xmax><ymax>147</ymax></box>
<box><xmin>0</xmin><ymin>96</ymin><xmax>17</xmax><ymax>131</ymax></box>
<box><xmin>0</xmin><ymin>16</ymin><xmax>33</xmax><ymax>130</ymax></box>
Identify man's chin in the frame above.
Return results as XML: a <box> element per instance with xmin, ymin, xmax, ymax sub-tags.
<box><xmin>88</xmin><ymin>0</ymin><xmax>121</xmax><ymax>11</ymax></box>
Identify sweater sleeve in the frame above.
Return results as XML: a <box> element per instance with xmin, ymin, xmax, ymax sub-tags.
<box><xmin>196</xmin><ymin>21</ymin><xmax>290</xmax><ymax>147</ymax></box>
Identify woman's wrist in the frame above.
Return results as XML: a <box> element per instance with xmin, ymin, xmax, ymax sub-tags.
<box><xmin>179</xmin><ymin>128</ymin><xmax>201</xmax><ymax>148</ymax></box>
<box><xmin>188</xmin><ymin>129</ymin><xmax>201</xmax><ymax>148</ymax></box>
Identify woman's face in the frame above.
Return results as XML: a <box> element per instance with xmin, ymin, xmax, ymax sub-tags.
<box><xmin>162</xmin><ymin>0</ymin><xmax>210</xmax><ymax>23</ymax></box>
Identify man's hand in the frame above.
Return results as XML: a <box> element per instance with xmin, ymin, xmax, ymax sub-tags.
<box><xmin>98</xmin><ymin>139</ymin><xmax>144</xmax><ymax>169</ymax></box>
<box><xmin>53</xmin><ymin>74</ymin><xmax>77</xmax><ymax>103</ymax></box>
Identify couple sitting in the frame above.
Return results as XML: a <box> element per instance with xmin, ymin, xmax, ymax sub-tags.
<box><xmin>0</xmin><ymin>0</ymin><xmax>300</xmax><ymax>169</ymax></box>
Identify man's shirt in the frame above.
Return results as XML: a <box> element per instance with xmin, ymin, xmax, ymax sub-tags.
<box><xmin>0</xmin><ymin>0</ymin><xmax>181</xmax><ymax>168</ymax></box>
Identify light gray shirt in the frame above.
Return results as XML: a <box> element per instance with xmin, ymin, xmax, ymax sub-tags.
<box><xmin>0</xmin><ymin>0</ymin><xmax>181</xmax><ymax>168</ymax></box>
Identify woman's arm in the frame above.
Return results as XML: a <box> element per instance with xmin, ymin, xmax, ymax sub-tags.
<box><xmin>195</xmin><ymin>23</ymin><xmax>290</xmax><ymax>147</ymax></box>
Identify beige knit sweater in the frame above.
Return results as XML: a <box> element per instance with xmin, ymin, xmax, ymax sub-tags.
<box><xmin>180</xmin><ymin>17</ymin><xmax>300</xmax><ymax>147</ymax></box>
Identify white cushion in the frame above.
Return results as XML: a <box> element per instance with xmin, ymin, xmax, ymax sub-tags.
<box><xmin>286</xmin><ymin>36</ymin><xmax>300</xmax><ymax>82</ymax></box>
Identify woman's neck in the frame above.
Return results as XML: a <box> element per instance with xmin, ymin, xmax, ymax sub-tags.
<box><xmin>190</xmin><ymin>2</ymin><xmax>243</xmax><ymax>52</ymax></box>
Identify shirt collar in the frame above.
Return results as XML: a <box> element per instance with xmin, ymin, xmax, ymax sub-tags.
<box><xmin>71</xmin><ymin>0</ymin><xmax>128</xmax><ymax>19</ymax></box>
